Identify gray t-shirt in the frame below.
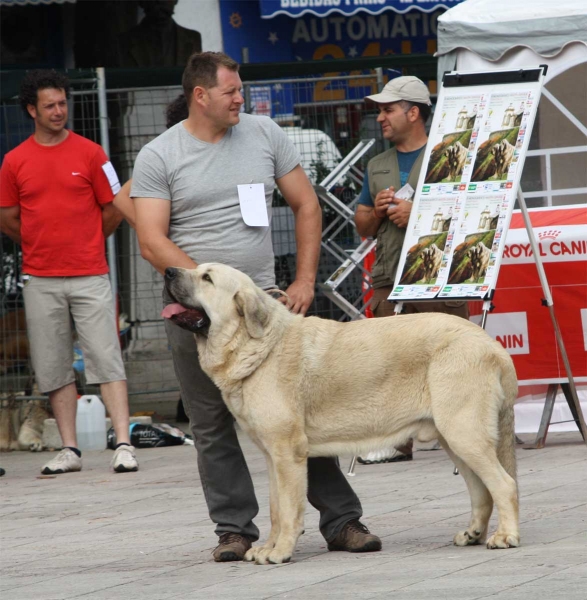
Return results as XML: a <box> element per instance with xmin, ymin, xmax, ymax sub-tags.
<box><xmin>131</xmin><ymin>113</ymin><xmax>301</xmax><ymax>289</ymax></box>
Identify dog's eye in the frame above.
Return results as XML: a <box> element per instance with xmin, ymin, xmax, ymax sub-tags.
<box><xmin>203</xmin><ymin>273</ymin><xmax>213</xmax><ymax>283</ymax></box>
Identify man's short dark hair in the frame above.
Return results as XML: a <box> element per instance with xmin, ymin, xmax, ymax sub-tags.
<box><xmin>19</xmin><ymin>69</ymin><xmax>70</xmax><ymax>119</ymax></box>
<box><xmin>182</xmin><ymin>51</ymin><xmax>239</xmax><ymax>103</ymax></box>
<box><xmin>399</xmin><ymin>100</ymin><xmax>432</xmax><ymax>125</ymax></box>
<box><xmin>165</xmin><ymin>93</ymin><xmax>188</xmax><ymax>129</ymax></box>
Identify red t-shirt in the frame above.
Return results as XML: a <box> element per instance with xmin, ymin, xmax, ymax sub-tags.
<box><xmin>0</xmin><ymin>131</ymin><xmax>116</xmax><ymax>276</ymax></box>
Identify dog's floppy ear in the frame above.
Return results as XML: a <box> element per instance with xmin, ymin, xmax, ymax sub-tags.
<box><xmin>234</xmin><ymin>288</ymin><xmax>270</xmax><ymax>339</ymax></box>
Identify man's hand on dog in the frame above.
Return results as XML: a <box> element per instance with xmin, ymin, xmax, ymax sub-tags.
<box><xmin>281</xmin><ymin>279</ymin><xmax>315</xmax><ymax>316</ymax></box>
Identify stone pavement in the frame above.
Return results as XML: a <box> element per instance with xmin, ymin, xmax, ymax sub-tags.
<box><xmin>1</xmin><ymin>431</ymin><xmax>586</xmax><ymax>600</ymax></box>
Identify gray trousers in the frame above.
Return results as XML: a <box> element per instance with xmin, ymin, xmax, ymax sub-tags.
<box><xmin>164</xmin><ymin>317</ymin><xmax>363</xmax><ymax>542</ymax></box>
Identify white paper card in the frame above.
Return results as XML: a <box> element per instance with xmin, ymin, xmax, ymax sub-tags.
<box><xmin>395</xmin><ymin>183</ymin><xmax>415</xmax><ymax>201</ymax></box>
<box><xmin>237</xmin><ymin>183</ymin><xmax>268</xmax><ymax>226</ymax></box>
<box><xmin>102</xmin><ymin>161</ymin><xmax>121</xmax><ymax>194</ymax></box>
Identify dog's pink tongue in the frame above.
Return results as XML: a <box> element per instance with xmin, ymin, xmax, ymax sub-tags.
<box><xmin>161</xmin><ymin>303</ymin><xmax>187</xmax><ymax>319</ymax></box>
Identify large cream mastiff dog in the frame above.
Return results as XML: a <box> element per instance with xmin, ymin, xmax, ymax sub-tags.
<box><xmin>163</xmin><ymin>264</ymin><xmax>520</xmax><ymax>564</ymax></box>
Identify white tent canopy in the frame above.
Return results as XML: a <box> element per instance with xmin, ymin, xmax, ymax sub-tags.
<box><xmin>436</xmin><ymin>0</ymin><xmax>587</xmax><ymax>208</ymax></box>
<box><xmin>437</xmin><ymin>0</ymin><xmax>587</xmax><ymax>66</ymax></box>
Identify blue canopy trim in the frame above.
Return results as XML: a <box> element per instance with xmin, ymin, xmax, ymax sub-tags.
<box><xmin>260</xmin><ymin>0</ymin><xmax>464</xmax><ymax>19</ymax></box>
<box><xmin>0</xmin><ymin>0</ymin><xmax>76</xmax><ymax>5</ymax></box>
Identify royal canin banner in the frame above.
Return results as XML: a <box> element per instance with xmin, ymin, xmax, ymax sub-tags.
<box><xmin>469</xmin><ymin>204</ymin><xmax>587</xmax><ymax>384</ymax></box>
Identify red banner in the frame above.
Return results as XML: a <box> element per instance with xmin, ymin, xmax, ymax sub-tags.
<box><xmin>469</xmin><ymin>205</ymin><xmax>587</xmax><ymax>383</ymax></box>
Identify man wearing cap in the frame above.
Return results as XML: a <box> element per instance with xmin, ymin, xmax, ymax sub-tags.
<box><xmin>354</xmin><ymin>76</ymin><xmax>468</xmax><ymax>465</ymax></box>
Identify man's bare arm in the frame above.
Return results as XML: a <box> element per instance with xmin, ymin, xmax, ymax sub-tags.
<box><xmin>354</xmin><ymin>204</ymin><xmax>383</xmax><ymax>238</ymax></box>
<box><xmin>0</xmin><ymin>206</ymin><xmax>21</xmax><ymax>244</ymax></box>
<box><xmin>112</xmin><ymin>180</ymin><xmax>136</xmax><ymax>229</ymax></box>
<box><xmin>101</xmin><ymin>202</ymin><xmax>125</xmax><ymax>238</ymax></box>
<box><xmin>276</xmin><ymin>165</ymin><xmax>322</xmax><ymax>315</ymax></box>
<box><xmin>134</xmin><ymin>197</ymin><xmax>197</xmax><ymax>275</ymax></box>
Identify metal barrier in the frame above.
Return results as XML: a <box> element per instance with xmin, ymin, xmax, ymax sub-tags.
<box><xmin>0</xmin><ymin>71</ymin><xmax>383</xmax><ymax>412</ymax></box>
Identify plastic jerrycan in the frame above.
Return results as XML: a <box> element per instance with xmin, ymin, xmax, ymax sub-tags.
<box><xmin>76</xmin><ymin>395</ymin><xmax>107</xmax><ymax>450</ymax></box>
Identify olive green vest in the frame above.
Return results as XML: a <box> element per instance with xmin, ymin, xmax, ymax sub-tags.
<box><xmin>367</xmin><ymin>146</ymin><xmax>426</xmax><ymax>288</ymax></box>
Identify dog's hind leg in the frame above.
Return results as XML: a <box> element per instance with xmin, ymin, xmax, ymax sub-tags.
<box><xmin>438</xmin><ymin>435</ymin><xmax>493</xmax><ymax>546</ymax></box>
<box><xmin>443</xmin><ymin>432</ymin><xmax>519</xmax><ymax>549</ymax></box>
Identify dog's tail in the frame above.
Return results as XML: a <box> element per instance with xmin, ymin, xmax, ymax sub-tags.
<box><xmin>496</xmin><ymin>359</ymin><xmax>518</xmax><ymax>483</ymax></box>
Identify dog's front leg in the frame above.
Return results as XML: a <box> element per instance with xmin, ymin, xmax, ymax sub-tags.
<box><xmin>248</xmin><ymin>439</ymin><xmax>308</xmax><ymax>565</ymax></box>
<box><xmin>245</xmin><ymin>451</ymin><xmax>281</xmax><ymax>562</ymax></box>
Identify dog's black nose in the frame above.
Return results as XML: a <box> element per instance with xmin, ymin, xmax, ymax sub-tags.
<box><xmin>165</xmin><ymin>267</ymin><xmax>178</xmax><ymax>280</ymax></box>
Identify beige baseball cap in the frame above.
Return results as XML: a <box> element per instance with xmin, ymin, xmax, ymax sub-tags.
<box><xmin>366</xmin><ymin>76</ymin><xmax>431</xmax><ymax>106</ymax></box>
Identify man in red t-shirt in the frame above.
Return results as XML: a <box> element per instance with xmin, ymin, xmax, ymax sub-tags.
<box><xmin>0</xmin><ymin>70</ymin><xmax>138</xmax><ymax>474</ymax></box>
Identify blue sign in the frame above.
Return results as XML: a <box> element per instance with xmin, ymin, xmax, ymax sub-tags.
<box><xmin>221</xmin><ymin>0</ymin><xmax>450</xmax><ymax>64</ymax></box>
<box><xmin>259</xmin><ymin>0</ymin><xmax>463</xmax><ymax>19</ymax></box>
<box><xmin>220</xmin><ymin>0</ymin><xmax>458</xmax><ymax>117</ymax></box>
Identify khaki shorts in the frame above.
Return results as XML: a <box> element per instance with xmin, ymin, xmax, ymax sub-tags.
<box><xmin>371</xmin><ymin>285</ymin><xmax>469</xmax><ymax>320</ymax></box>
<box><xmin>22</xmin><ymin>275</ymin><xmax>126</xmax><ymax>393</ymax></box>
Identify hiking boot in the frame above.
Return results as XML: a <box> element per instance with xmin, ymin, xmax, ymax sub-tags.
<box><xmin>212</xmin><ymin>533</ymin><xmax>253</xmax><ymax>562</ymax></box>
<box><xmin>328</xmin><ymin>519</ymin><xmax>382</xmax><ymax>553</ymax></box>
<box><xmin>41</xmin><ymin>448</ymin><xmax>82</xmax><ymax>475</ymax></box>
<box><xmin>111</xmin><ymin>445</ymin><xmax>139</xmax><ymax>473</ymax></box>
<box><xmin>357</xmin><ymin>441</ymin><xmax>413</xmax><ymax>464</ymax></box>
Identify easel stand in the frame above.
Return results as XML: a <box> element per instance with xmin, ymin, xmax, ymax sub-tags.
<box><xmin>529</xmin><ymin>383</ymin><xmax>586</xmax><ymax>449</ymax></box>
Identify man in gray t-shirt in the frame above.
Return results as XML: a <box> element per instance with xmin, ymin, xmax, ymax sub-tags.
<box><xmin>132</xmin><ymin>51</ymin><xmax>382</xmax><ymax>562</ymax></box>
<box><xmin>132</xmin><ymin>112</ymin><xmax>297</xmax><ymax>290</ymax></box>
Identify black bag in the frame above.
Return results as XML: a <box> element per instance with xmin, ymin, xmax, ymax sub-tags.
<box><xmin>107</xmin><ymin>423</ymin><xmax>190</xmax><ymax>449</ymax></box>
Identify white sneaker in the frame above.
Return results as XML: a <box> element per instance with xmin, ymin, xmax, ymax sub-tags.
<box><xmin>111</xmin><ymin>445</ymin><xmax>139</xmax><ymax>473</ymax></box>
<box><xmin>357</xmin><ymin>447</ymin><xmax>412</xmax><ymax>465</ymax></box>
<box><xmin>41</xmin><ymin>448</ymin><xmax>82</xmax><ymax>474</ymax></box>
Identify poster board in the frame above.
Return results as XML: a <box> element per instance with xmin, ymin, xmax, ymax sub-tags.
<box><xmin>389</xmin><ymin>67</ymin><xmax>547</xmax><ymax>302</ymax></box>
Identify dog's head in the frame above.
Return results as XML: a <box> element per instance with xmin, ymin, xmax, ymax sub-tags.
<box><xmin>162</xmin><ymin>263</ymin><xmax>274</xmax><ymax>340</ymax></box>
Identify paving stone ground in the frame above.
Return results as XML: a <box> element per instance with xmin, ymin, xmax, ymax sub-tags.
<box><xmin>1</xmin><ymin>430</ymin><xmax>586</xmax><ymax>600</ymax></box>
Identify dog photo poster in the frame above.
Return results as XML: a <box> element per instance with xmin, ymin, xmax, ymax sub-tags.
<box><xmin>441</xmin><ymin>194</ymin><xmax>507</xmax><ymax>297</ymax></box>
<box><xmin>392</xmin><ymin>195</ymin><xmax>461</xmax><ymax>294</ymax></box>
<box><xmin>424</xmin><ymin>93</ymin><xmax>485</xmax><ymax>186</ymax></box>
<box><xmin>390</xmin><ymin>73</ymin><xmax>543</xmax><ymax>302</ymax></box>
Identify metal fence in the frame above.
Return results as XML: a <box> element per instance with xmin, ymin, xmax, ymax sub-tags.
<box><xmin>0</xmin><ymin>71</ymin><xmax>383</xmax><ymax>415</ymax></box>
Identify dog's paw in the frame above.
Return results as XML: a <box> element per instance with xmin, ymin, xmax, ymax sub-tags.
<box><xmin>267</xmin><ymin>552</ymin><xmax>291</xmax><ymax>565</ymax></box>
<box><xmin>28</xmin><ymin>440</ymin><xmax>44</xmax><ymax>452</ymax></box>
<box><xmin>244</xmin><ymin>546</ymin><xmax>269</xmax><ymax>563</ymax></box>
<box><xmin>486</xmin><ymin>532</ymin><xmax>520</xmax><ymax>549</ymax></box>
<box><xmin>266</xmin><ymin>548</ymin><xmax>291</xmax><ymax>565</ymax></box>
<box><xmin>453</xmin><ymin>529</ymin><xmax>485</xmax><ymax>546</ymax></box>
<box><xmin>245</xmin><ymin>546</ymin><xmax>291</xmax><ymax>565</ymax></box>
<box><xmin>244</xmin><ymin>547</ymin><xmax>256</xmax><ymax>562</ymax></box>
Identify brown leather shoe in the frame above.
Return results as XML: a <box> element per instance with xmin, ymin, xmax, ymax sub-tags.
<box><xmin>327</xmin><ymin>519</ymin><xmax>382</xmax><ymax>553</ymax></box>
<box><xmin>212</xmin><ymin>533</ymin><xmax>253</xmax><ymax>562</ymax></box>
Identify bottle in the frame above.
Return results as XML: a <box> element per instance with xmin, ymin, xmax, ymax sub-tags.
<box><xmin>76</xmin><ymin>395</ymin><xmax>107</xmax><ymax>451</ymax></box>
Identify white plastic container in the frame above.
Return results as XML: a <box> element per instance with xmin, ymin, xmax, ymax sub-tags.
<box><xmin>76</xmin><ymin>395</ymin><xmax>107</xmax><ymax>451</ymax></box>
